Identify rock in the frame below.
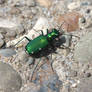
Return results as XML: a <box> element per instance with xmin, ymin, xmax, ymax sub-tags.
<box><xmin>15</xmin><ymin>0</ymin><xmax>36</xmax><ymax>7</ymax></box>
<box><xmin>80</xmin><ymin>1</ymin><xmax>91</xmax><ymax>6</ymax></box>
<box><xmin>57</xmin><ymin>11</ymin><xmax>82</xmax><ymax>32</ymax></box>
<box><xmin>10</xmin><ymin>7</ymin><xmax>21</xmax><ymax>15</ymax></box>
<box><xmin>68</xmin><ymin>1</ymin><xmax>81</xmax><ymax>10</ymax></box>
<box><xmin>26</xmin><ymin>0</ymin><xmax>36</xmax><ymax>7</ymax></box>
<box><xmin>77</xmin><ymin>77</ymin><xmax>92</xmax><ymax>92</ymax></box>
<box><xmin>31</xmin><ymin>7</ymin><xmax>38</xmax><ymax>15</ymax></box>
<box><xmin>0</xmin><ymin>61</ymin><xmax>22</xmax><ymax>92</ymax></box>
<box><xmin>0</xmin><ymin>28</ymin><xmax>7</xmax><ymax>34</ymax></box>
<box><xmin>80</xmin><ymin>17</ymin><xmax>86</xmax><ymax>23</ymax></box>
<box><xmin>22</xmin><ymin>9</ymin><xmax>33</xmax><ymax>18</ymax></box>
<box><xmin>0</xmin><ymin>48</ymin><xmax>16</xmax><ymax>57</ymax></box>
<box><xmin>84</xmin><ymin>72</ymin><xmax>91</xmax><ymax>78</ymax></box>
<box><xmin>0</xmin><ymin>39</ymin><xmax>4</xmax><ymax>48</ymax></box>
<box><xmin>68</xmin><ymin>70</ymin><xmax>77</xmax><ymax>77</ymax></box>
<box><xmin>16</xmin><ymin>24</ymin><xmax>25</xmax><ymax>35</ymax></box>
<box><xmin>0</xmin><ymin>19</ymin><xmax>24</xmax><ymax>35</ymax></box>
<box><xmin>74</xmin><ymin>32</ymin><xmax>92</xmax><ymax>64</ymax></box>
<box><xmin>0</xmin><ymin>33</ymin><xmax>4</xmax><ymax>39</ymax></box>
<box><xmin>27</xmin><ymin>57</ymin><xmax>34</xmax><ymax>65</ymax></box>
<box><xmin>6</xmin><ymin>30</ymin><xmax>16</xmax><ymax>37</ymax></box>
<box><xmin>36</xmin><ymin>0</ymin><xmax>52</xmax><ymax>8</ymax></box>
<box><xmin>0</xmin><ymin>0</ymin><xmax>5</xmax><ymax>4</ymax></box>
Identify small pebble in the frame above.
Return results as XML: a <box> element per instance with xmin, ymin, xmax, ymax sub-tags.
<box><xmin>86</xmin><ymin>9</ymin><xmax>91</xmax><ymax>14</ymax></box>
<box><xmin>85</xmin><ymin>72</ymin><xmax>91</xmax><ymax>77</ymax></box>
<box><xmin>6</xmin><ymin>30</ymin><xmax>16</xmax><ymax>37</ymax></box>
<box><xmin>26</xmin><ymin>0</ymin><xmax>36</xmax><ymax>7</ymax></box>
<box><xmin>71</xmin><ymin>83</ymin><xmax>77</xmax><ymax>88</ymax></box>
<box><xmin>27</xmin><ymin>57</ymin><xmax>34</xmax><ymax>65</ymax></box>
<box><xmin>80</xmin><ymin>17</ymin><xmax>86</xmax><ymax>23</ymax></box>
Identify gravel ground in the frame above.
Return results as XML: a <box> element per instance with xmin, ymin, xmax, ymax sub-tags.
<box><xmin>0</xmin><ymin>0</ymin><xmax>92</xmax><ymax>92</ymax></box>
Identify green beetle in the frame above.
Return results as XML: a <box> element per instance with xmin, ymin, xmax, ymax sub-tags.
<box><xmin>14</xmin><ymin>28</ymin><xmax>60</xmax><ymax>55</ymax></box>
<box><xmin>25</xmin><ymin>29</ymin><xmax>60</xmax><ymax>55</ymax></box>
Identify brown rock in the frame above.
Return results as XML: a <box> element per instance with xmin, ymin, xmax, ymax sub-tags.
<box><xmin>57</xmin><ymin>11</ymin><xmax>82</xmax><ymax>32</ymax></box>
<box><xmin>36</xmin><ymin>0</ymin><xmax>52</xmax><ymax>8</ymax></box>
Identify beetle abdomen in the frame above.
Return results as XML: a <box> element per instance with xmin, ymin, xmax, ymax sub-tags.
<box><xmin>25</xmin><ymin>35</ymin><xmax>48</xmax><ymax>54</ymax></box>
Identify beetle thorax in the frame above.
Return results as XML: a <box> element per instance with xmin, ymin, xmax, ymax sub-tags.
<box><xmin>47</xmin><ymin>29</ymin><xmax>59</xmax><ymax>40</ymax></box>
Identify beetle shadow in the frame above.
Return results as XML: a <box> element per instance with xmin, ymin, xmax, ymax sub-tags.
<box><xmin>31</xmin><ymin>36</ymin><xmax>66</xmax><ymax>58</ymax></box>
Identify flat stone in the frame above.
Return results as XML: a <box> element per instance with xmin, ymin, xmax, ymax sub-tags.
<box><xmin>36</xmin><ymin>0</ymin><xmax>52</xmax><ymax>8</ymax></box>
<box><xmin>0</xmin><ymin>62</ymin><xmax>22</xmax><ymax>92</ymax></box>
<box><xmin>0</xmin><ymin>48</ymin><xmax>16</xmax><ymax>57</ymax></box>
<box><xmin>77</xmin><ymin>77</ymin><xmax>92</xmax><ymax>92</ymax></box>
<box><xmin>74</xmin><ymin>32</ymin><xmax>92</xmax><ymax>64</ymax></box>
<box><xmin>68</xmin><ymin>1</ymin><xmax>81</xmax><ymax>10</ymax></box>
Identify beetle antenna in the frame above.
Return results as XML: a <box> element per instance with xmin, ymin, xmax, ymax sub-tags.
<box><xmin>58</xmin><ymin>21</ymin><xmax>65</xmax><ymax>31</ymax></box>
<box><xmin>63</xmin><ymin>33</ymin><xmax>80</xmax><ymax>39</ymax></box>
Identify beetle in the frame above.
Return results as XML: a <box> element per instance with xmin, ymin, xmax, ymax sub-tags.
<box><xmin>14</xmin><ymin>28</ymin><xmax>64</xmax><ymax>57</ymax></box>
<box><xmin>14</xmin><ymin>28</ymin><xmax>63</xmax><ymax>81</ymax></box>
<box><xmin>25</xmin><ymin>29</ymin><xmax>60</xmax><ymax>55</ymax></box>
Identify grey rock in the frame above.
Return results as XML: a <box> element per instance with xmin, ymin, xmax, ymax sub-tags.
<box><xmin>31</xmin><ymin>7</ymin><xmax>38</xmax><ymax>15</ymax></box>
<box><xmin>0</xmin><ymin>33</ymin><xmax>4</xmax><ymax>39</ymax></box>
<box><xmin>80</xmin><ymin>1</ymin><xmax>91</xmax><ymax>6</ymax></box>
<box><xmin>80</xmin><ymin>17</ymin><xmax>86</xmax><ymax>23</ymax></box>
<box><xmin>0</xmin><ymin>48</ymin><xmax>16</xmax><ymax>57</ymax></box>
<box><xmin>16</xmin><ymin>24</ymin><xmax>25</xmax><ymax>35</ymax></box>
<box><xmin>0</xmin><ymin>61</ymin><xmax>22</xmax><ymax>92</ymax></box>
<box><xmin>26</xmin><ymin>0</ymin><xmax>36</xmax><ymax>7</ymax></box>
<box><xmin>27</xmin><ymin>57</ymin><xmax>34</xmax><ymax>65</ymax></box>
<box><xmin>0</xmin><ymin>0</ymin><xmax>5</xmax><ymax>4</ymax></box>
<box><xmin>15</xmin><ymin>0</ymin><xmax>36</xmax><ymax>7</ymax></box>
<box><xmin>77</xmin><ymin>77</ymin><xmax>92</xmax><ymax>92</ymax></box>
<box><xmin>0</xmin><ymin>39</ymin><xmax>4</xmax><ymax>48</ymax></box>
<box><xmin>6</xmin><ymin>30</ymin><xmax>16</xmax><ymax>37</ymax></box>
<box><xmin>74</xmin><ymin>32</ymin><xmax>92</xmax><ymax>64</ymax></box>
<box><xmin>17</xmin><ymin>51</ymin><xmax>29</xmax><ymax>62</ymax></box>
<box><xmin>68</xmin><ymin>70</ymin><xmax>77</xmax><ymax>77</ymax></box>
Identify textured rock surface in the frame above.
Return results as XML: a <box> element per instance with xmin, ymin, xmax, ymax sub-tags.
<box><xmin>74</xmin><ymin>32</ymin><xmax>92</xmax><ymax>64</ymax></box>
<box><xmin>0</xmin><ymin>62</ymin><xmax>22</xmax><ymax>92</ymax></box>
<box><xmin>77</xmin><ymin>77</ymin><xmax>92</xmax><ymax>92</ymax></box>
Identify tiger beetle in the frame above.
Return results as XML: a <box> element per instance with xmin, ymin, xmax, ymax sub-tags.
<box><xmin>14</xmin><ymin>27</ymin><xmax>79</xmax><ymax>81</ymax></box>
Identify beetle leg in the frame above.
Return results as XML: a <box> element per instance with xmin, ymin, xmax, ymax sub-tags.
<box><xmin>50</xmin><ymin>54</ymin><xmax>54</xmax><ymax>72</ymax></box>
<box><xmin>14</xmin><ymin>36</ymin><xmax>31</xmax><ymax>47</ymax></box>
<box><xmin>30</xmin><ymin>58</ymin><xmax>41</xmax><ymax>82</ymax></box>
<box><xmin>40</xmin><ymin>30</ymin><xmax>44</xmax><ymax>35</ymax></box>
<box><xmin>47</xmin><ymin>29</ymin><xmax>49</xmax><ymax>34</ymax></box>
